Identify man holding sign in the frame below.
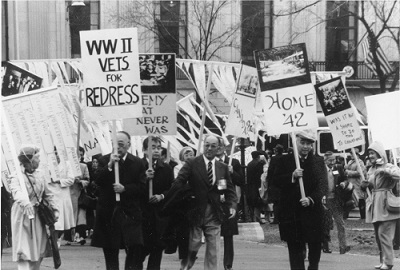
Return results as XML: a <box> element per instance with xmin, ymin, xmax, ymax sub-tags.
<box><xmin>91</xmin><ymin>131</ymin><xmax>146</xmax><ymax>270</ymax></box>
<box><xmin>272</xmin><ymin>130</ymin><xmax>327</xmax><ymax>270</ymax></box>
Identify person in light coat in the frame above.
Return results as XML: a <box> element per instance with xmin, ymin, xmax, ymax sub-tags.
<box><xmin>362</xmin><ymin>141</ymin><xmax>400</xmax><ymax>270</ymax></box>
<box><xmin>47</xmin><ymin>148</ymin><xmax>76</xmax><ymax>247</ymax></box>
<box><xmin>10</xmin><ymin>145</ymin><xmax>59</xmax><ymax>270</ymax></box>
<box><xmin>344</xmin><ymin>151</ymin><xmax>367</xmax><ymax>219</ymax></box>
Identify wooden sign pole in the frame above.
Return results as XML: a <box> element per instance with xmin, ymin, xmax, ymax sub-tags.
<box><xmin>148</xmin><ymin>136</ymin><xmax>153</xmax><ymax>198</ymax></box>
<box><xmin>111</xmin><ymin>120</ymin><xmax>120</xmax><ymax>202</ymax></box>
<box><xmin>290</xmin><ymin>132</ymin><xmax>306</xmax><ymax>199</ymax></box>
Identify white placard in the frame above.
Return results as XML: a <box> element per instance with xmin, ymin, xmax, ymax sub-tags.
<box><xmin>365</xmin><ymin>91</ymin><xmax>400</xmax><ymax>149</ymax></box>
<box><xmin>80</xmin><ymin>28</ymin><xmax>143</xmax><ymax>121</ymax></box>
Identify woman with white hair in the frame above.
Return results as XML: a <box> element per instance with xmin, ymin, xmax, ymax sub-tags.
<box><xmin>9</xmin><ymin>145</ymin><xmax>59</xmax><ymax>270</ymax></box>
<box><xmin>362</xmin><ymin>141</ymin><xmax>400</xmax><ymax>270</ymax></box>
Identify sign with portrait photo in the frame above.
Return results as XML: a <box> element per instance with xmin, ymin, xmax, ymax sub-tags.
<box><xmin>315</xmin><ymin>76</ymin><xmax>364</xmax><ymax>150</ymax></box>
<box><xmin>225</xmin><ymin>65</ymin><xmax>258</xmax><ymax>138</ymax></box>
<box><xmin>1</xmin><ymin>62</ymin><xmax>42</xmax><ymax>96</ymax></box>
<box><xmin>124</xmin><ymin>53</ymin><xmax>177</xmax><ymax>135</ymax></box>
<box><xmin>254</xmin><ymin>43</ymin><xmax>318</xmax><ymax>136</ymax></box>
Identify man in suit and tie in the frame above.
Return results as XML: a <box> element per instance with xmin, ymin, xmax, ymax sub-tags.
<box><xmin>216</xmin><ymin>138</ymin><xmax>244</xmax><ymax>270</ymax></box>
<box><xmin>174</xmin><ymin>134</ymin><xmax>238</xmax><ymax>270</ymax></box>
<box><xmin>91</xmin><ymin>131</ymin><xmax>147</xmax><ymax>270</ymax></box>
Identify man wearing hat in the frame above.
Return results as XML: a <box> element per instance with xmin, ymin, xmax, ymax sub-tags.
<box><xmin>272</xmin><ymin>129</ymin><xmax>327</xmax><ymax>270</ymax></box>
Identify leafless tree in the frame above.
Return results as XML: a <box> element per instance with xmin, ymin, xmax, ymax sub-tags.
<box><xmin>273</xmin><ymin>0</ymin><xmax>399</xmax><ymax>93</ymax></box>
<box><xmin>107</xmin><ymin>0</ymin><xmax>241</xmax><ymax>61</ymax></box>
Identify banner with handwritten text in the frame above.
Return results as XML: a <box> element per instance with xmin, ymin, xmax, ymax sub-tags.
<box><xmin>124</xmin><ymin>54</ymin><xmax>176</xmax><ymax>135</ymax></box>
<box><xmin>225</xmin><ymin>65</ymin><xmax>257</xmax><ymax>138</ymax></box>
<box><xmin>315</xmin><ymin>77</ymin><xmax>364</xmax><ymax>150</ymax></box>
<box><xmin>80</xmin><ymin>28</ymin><xmax>142</xmax><ymax>121</ymax></box>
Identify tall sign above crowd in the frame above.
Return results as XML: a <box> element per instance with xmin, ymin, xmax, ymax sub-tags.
<box><xmin>254</xmin><ymin>43</ymin><xmax>318</xmax><ymax>136</ymax></box>
<box><xmin>80</xmin><ymin>28</ymin><xmax>143</xmax><ymax>121</ymax></box>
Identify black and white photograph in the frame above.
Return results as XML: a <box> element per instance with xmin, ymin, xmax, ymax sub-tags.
<box><xmin>139</xmin><ymin>53</ymin><xmax>176</xmax><ymax>94</ymax></box>
<box><xmin>236</xmin><ymin>66</ymin><xmax>259</xmax><ymax>97</ymax></box>
<box><xmin>315</xmin><ymin>76</ymin><xmax>351</xmax><ymax>116</ymax></box>
<box><xmin>254</xmin><ymin>43</ymin><xmax>311</xmax><ymax>91</ymax></box>
<box><xmin>1</xmin><ymin>62</ymin><xmax>42</xmax><ymax>96</ymax></box>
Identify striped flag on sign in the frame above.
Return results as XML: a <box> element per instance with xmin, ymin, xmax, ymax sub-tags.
<box><xmin>361</xmin><ymin>34</ymin><xmax>393</xmax><ymax>76</ymax></box>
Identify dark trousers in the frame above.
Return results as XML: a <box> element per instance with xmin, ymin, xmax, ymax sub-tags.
<box><xmin>223</xmin><ymin>235</ymin><xmax>234</xmax><ymax>268</ymax></box>
<box><xmin>287</xmin><ymin>241</ymin><xmax>321</xmax><ymax>270</ymax></box>
<box><xmin>140</xmin><ymin>246</ymin><xmax>164</xmax><ymax>270</ymax></box>
<box><xmin>103</xmin><ymin>245</ymin><xmax>142</xmax><ymax>270</ymax></box>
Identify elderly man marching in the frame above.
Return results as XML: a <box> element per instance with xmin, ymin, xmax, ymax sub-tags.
<box><xmin>272</xmin><ymin>130</ymin><xmax>327</xmax><ymax>270</ymax></box>
<box><xmin>172</xmin><ymin>134</ymin><xmax>237</xmax><ymax>270</ymax></box>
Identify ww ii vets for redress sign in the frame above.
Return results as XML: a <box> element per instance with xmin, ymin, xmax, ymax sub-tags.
<box><xmin>254</xmin><ymin>43</ymin><xmax>318</xmax><ymax>136</ymax></box>
<box><xmin>80</xmin><ymin>28</ymin><xmax>142</xmax><ymax>121</ymax></box>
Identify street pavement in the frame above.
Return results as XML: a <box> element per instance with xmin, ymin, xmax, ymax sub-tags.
<box><xmin>2</xmin><ymin>238</ymin><xmax>398</xmax><ymax>270</ymax></box>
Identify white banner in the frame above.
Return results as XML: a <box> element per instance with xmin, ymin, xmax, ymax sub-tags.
<box><xmin>80</xmin><ymin>28</ymin><xmax>143</xmax><ymax>121</ymax></box>
<box><xmin>365</xmin><ymin>91</ymin><xmax>400</xmax><ymax>149</ymax></box>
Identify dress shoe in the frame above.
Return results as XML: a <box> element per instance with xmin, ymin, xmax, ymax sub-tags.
<box><xmin>339</xmin><ymin>246</ymin><xmax>350</xmax><ymax>254</ymax></box>
<box><xmin>380</xmin><ymin>264</ymin><xmax>393</xmax><ymax>270</ymax></box>
<box><xmin>393</xmin><ymin>245</ymin><xmax>399</xmax><ymax>250</ymax></box>
<box><xmin>322</xmin><ymin>248</ymin><xmax>332</xmax><ymax>253</ymax></box>
<box><xmin>374</xmin><ymin>263</ymin><xmax>383</xmax><ymax>269</ymax></box>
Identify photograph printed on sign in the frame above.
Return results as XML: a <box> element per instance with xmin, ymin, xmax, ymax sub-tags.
<box><xmin>254</xmin><ymin>43</ymin><xmax>311</xmax><ymax>91</ymax></box>
<box><xmin>236</xmin><ymin>65</ymin><xmax>259</xmax><ymax>98</ymax></box>
<box><xmin>314</xmin><ymin>76</ymin><xmax>351</xmax><ymax>116</ymax></box>
<box><xmin>139</xmin><ymin>53</ymin><xmax>176</xmax><ymax>94</ymax></box>
<box><xmin>1</xmin><ymin>62</ymin><xmax>42</xmax><ymax>96</ymax></box>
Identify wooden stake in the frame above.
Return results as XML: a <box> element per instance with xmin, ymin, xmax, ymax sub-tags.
<box><xmin>148</xmin><ymin>136</ymin><xmax>153</xmax><ymax>198</ymax></box>
<box><xmin>290</xmin><ymin>132</ymin><xmax>306</xmax><ymax>199</ymax></box>
<box><xmin>111</xmin><ymin>120</ymin><xmax>120</xmax><ymax>202</ymax></box>
<box><xmin>351</xmin><ymin>147</ymin><xmax>370</xmax><ymax>198</ymax></box>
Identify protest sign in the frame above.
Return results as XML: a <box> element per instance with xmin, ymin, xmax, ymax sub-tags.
<box><xmin>2</xmin><ymin>87</ymin><xmax>82</xmax><ymax>179</ymax></box>
<box><xmin>80</xmin><ymin>28</ymin><xmax>142</xmax><ymax>121</ymax></box>
<box><xmin>225</xmin><ymin>65</ymin><xmax>258</xmax><ymax>138</ymax></box>
<box><xmin>1</xmin><ymin>62</ymin><xmax>42</xmax><ymax>96</ymax></box>
<box><xmin>124</xmin><ymin>54</ymin><xmax>176</xmax><ymax>135</ymax></box>
<box><xmin>315</xmin><ymin>77</ymin><xmax>365</xmax><ymax>151</ymax></box>
<box><xmin>254</xmin><ymin>43</ymin><xmax>318</xmax><ymax>136</ymax></box>
<box><xmin>365</xmin><ymin>91</ymin><xmax>400</xmax><ymax>149</ymax></box>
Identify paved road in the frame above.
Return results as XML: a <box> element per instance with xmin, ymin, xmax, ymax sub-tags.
<box><xmin>2</xmin><ymin>238</ymin><xmax>397</xmax><ymax>270</ymax></box>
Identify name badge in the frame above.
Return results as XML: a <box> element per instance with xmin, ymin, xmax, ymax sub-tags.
<box><xmin>332</xmin><ymin>170</ymin><xmax>339</xmax><ymax>175</ymax></box>
<box><xmin>217</xmin><ymin>179</ymin><xmax>227</xmax><ymax>190</ymax></box>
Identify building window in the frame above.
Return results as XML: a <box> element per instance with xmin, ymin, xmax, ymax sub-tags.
<box><xmin>69</xmin><ymin>1</ymin><xmax>100</xmax><ymax>58</ymax></box>
<box><xmin>326</xmin><ymin>1</ymin><xmax>358</xmax><ymax>71</ymax></box>
<box><xmin>241</xmin><ymin>1</ymin><xmax>273</xmax><ymax>61</ymax></box>
<box><xmin>158</xmin><ymin>1</ymin><xmax>182</xmax><ymax>55</ymax></box>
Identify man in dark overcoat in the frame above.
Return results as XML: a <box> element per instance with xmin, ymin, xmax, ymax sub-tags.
<box><xmin>267</xmin><ymin>144</ymin><xmax>284</xmax><ymax>224</ymax></box>
<box><xmin>272</xmin><ymin>130</ymin><xmax>327</xmax><ymax>270</ymax></box>
<box><xmin>91</xmin><ymin>131</ymin><xmax>146</xmax><ymax>270</ymax></box>
<box><xmin>246</xmin><ymin>151</ymin><xmax>266</xmax><ymax>223</ymax></box>
<box><xmin>173</xmin><ymin>135</ymin><xmax>237</xmax><ymax>270</ymax></box>
<box><xmin>216</xmin><ymin>139</ymin><xmax>244</xmax><ymax>270</ymax></box>
<box><xmin>140</xmin><ymin>136</ymin><xmax>174</xmax><ymax>270</ymax></box>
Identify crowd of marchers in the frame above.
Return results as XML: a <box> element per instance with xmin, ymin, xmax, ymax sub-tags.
<box><xmin>2</xmin><ymin>131</ymin><xmax>400</xmax><ymax>270</ymax></box>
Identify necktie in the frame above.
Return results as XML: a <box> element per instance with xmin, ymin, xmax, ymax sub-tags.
<box><xmin>207</xmin><ymin>161</ymin><xmax>213</xmax><ymax>185</ymax></box>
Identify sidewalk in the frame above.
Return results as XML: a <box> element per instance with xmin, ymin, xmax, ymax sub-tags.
<box><xmin>2</xmin><ymin>238</ymin><xmax>397</xmax><ymax>270</ymax></box>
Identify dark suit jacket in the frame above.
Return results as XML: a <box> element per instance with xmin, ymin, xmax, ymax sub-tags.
<box><xmin>273</xmin><ymin>152</ymin><xmax>327</xmax><ymax>243</ymax></box>
<box><xmin>219</xmin><ymin>156</ymin><xmax>242</xmax><ymax>236</ymax></box>
<box><xmin>141</xmin><ymin>158</ymin><xmax>174</xmax><ymax>248</ymax></box>
<box><xmin>328</xmin><ymin>164</ymin><xmax>350</xmax><ymax>205</ymax></box>
<box><xmin>173</xmin><ymin>155</ymin><xmax>237</xmax><ymax>226</ymax></box>
<box><xmin>91</xmin><ymin>153</ymin><xmax>146</xmax><ymax>249</ymax></box>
